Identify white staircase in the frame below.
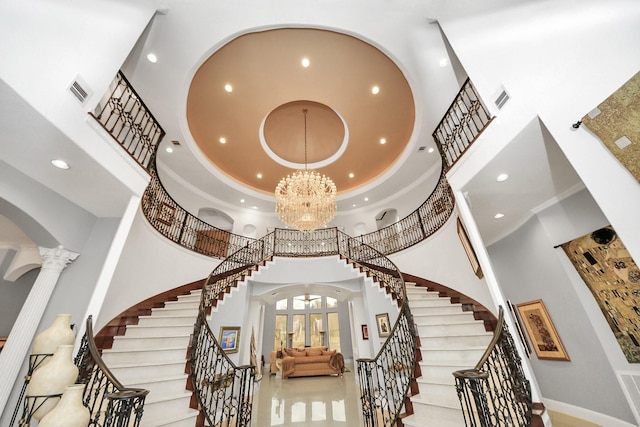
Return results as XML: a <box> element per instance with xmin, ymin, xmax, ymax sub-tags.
<box><xmin>101</xmin><ymin>290</ymin><xmax>202</xmax><ymax>427</ymax></box>
<box><xmin>402</xmin><ymin>283</ymin><xmax>493</xmax><ymax>427</ymax></box>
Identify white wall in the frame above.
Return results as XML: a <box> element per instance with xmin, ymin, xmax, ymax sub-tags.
<box><xmin>98</xmin><ymin>209</ymin><xmax>220</xmax><ymax>329</ymax></box>
<box><xmin>488</xmin><ymin>189</ymin><xmax>637</xmax><ymax>424</ymax></box>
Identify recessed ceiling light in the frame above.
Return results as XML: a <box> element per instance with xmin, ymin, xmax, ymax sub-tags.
<box><xmin>427</xmin><ymin>147</ymin><xmax>435</xmax><ymax>153</ymax></box>
<box><xmin>301</xmin><ymin>58</ymin><xmax>310</xmax><ymax>68</ymax></box>
<box><xmin>253</xmin><ymin>206</ymin><xmax>258</xmax><ymax>210</ymax></box>
<box><xmin>224</xmin><ymin>84</ymin><xmax>233</xmax><ymax>93</ymax></box>
<box><xmin>257</xmin><ymin>173</ymin><xmax>263</xmax><ymax>179</ymax></box>
<box><xmin>349</xmin><ymin>173</ymin><xmax>354</xmax><ymax>178</ymax></box>
<box><xmin>371</xmin><ymin>86</ymin><xmax>380</xmax><ymax>95</ymax></box>
<box><xmin>380</xmin><ymin>138</ymin><xmax>386</xmax><ymax>145</ymax></box>
<box><xmin>496</xmin><ymin>173</ymin><xmax>510</xmax><ymax>182</ymax></box>
<box><xmin>494</xmin><ymin>213</ymin><xmax>505</xmax><ymax>219</ymax></box>
<box><xmin>51</xmin><ymin>159</ymin><xmax>69</xmax><ymax>170</ymax></box>
<box><xmin>439</xmin><ymin>58</ymin><xmax>449</xmax><ymax>68</ymax></box>
<box><xmin>166</xmin><ymin>146</ymin><xmax>173</xmax><ymax>153</ymax></box>
<box><xmin>240</xmin><ymin>199</ymin><xmax>245</xmax><ymax>203</ymax></box>
<box><xmin>352</xmin><ymin>204</ymin><xmax>356</xmax><ymax>207</ymax></box>
<box><xmin>219</xmin><ymin>137</ymin><xmax>226</xmax><ymax>144</ymax></box>
<box><xmin>364</xmin><ymin>197</ymin><xmax>369</xmax><ymax>202</ymax></box>
<box><xmin>147</xmin><ymin>53</ymin><xmax>158</xmax><ymax>63</ymax></box>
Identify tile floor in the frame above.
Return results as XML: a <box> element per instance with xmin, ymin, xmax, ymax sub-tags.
<box><xmin>252</xmin><ymin>366</ymin><xmax>362</xmax><ymax>426</ymax></box>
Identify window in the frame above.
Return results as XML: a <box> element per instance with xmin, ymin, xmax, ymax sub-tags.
<box><xmin>275</xmin><ymin>295</ymin><xmax>341</xmax><ymax>349</ymax></box>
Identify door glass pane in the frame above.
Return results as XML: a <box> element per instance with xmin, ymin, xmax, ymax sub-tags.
<box><xmin>292</xmin><ymin>314</ymin><xmax>306</xmax><ymax>348</ymax></box>
<box><xmin>327</xmin><ymin>312</ymin><xmax>340</xmax><ymax>352</ymax></box>
<box><xmin>326</xmin><ymin>297</ymin><xmax>338</xmax><ymax>308</ymax></box>
<box><xmin>309</xmin><ymin>295</ymin><xmax>322</xmax><ymax>309</ymax></box>
<box><xmin>293</xmin><ymin>295</ymin><xmax>306</xmax><ymax>310</ymax></box>
<box><xmin>276</xmin><ymin>298</ymin><xmax>288</xmax><ymax>311</ymax></box>
<box><xmin>274</xmin><ymin>314</ymin><xmax>287</xmax><ymax>351</ymax></box>
<box><xmin>309</xmin><ymin>313</ymin><xmax>323</xmax><ymax>347</ymax></box>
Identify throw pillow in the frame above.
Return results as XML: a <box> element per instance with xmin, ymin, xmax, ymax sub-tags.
<box><xmin>306</xmin><ymin>348</ymin><xmax>323</xmax><ymax>357</ymax></box>
<box><xmin>322</xmin><ymin>349</ymin><xmax>336</xmax><ymax>356</ymax></box>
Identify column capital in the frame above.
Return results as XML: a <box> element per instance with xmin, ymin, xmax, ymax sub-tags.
<box><xmin>39</xmin><ymin>245</ymin><xmax>79</xmax><ymax>272</ymax></box>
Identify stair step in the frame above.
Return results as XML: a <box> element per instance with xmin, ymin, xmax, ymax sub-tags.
<box><xmin>419</xmin><ymin>333</ymin><xmax>492</xmax><ymax>349</ymax></box>
<box><xmin>417</xmin><ymin>322</ymin><xmax>488</xmax><ymax>337</ymax></box>
<box><xmin>124</xmin><ymin>324</ymin><xmax>194</xmax><ymax>338</ymax></box>
<box><xmin>102</xmin><ymin>346</ymin><xmax>187</xmax><ymax>365</ymax></box>
<box><xmin>143</xmin><ymin>392</ymin><xmax>193</xmax><ymax>420</ymax></box>
<box><xmin>419</xmin><ymin>362</ymin><xmax>470</xmax><ymax>385</ymax></box>
<box><xmin>163</xmin><ymin>300</ymin><xmax>200</xmax><ymax>309</ymax></box>
<box><xmin>108</xmin><ymin>361</ymin><xmax>187</xmax><ymax>383</ymax></box>
<box><xmin>151</xmin><ymin>306</ymin><xmax>198</xmax><ymax>316</ymax></box>
<box><xmin>414</xmin><ymin>382</ymin><xmax>460</xmax><ymax>407</ymax></box>
<box><xmin>126</xmin><ymin>374</ymin><xmax>189</xmax><ymax>396</ymax></box>
<box><xmin>410</xmin><ymin>393</ymin><xmax>465</xmax><ymax>423</ymax></box>
<box><xmin>421</xmin><ymin>347</ymin><xmax>485</xmax><ymax>364</ymax></box>
<box><xmin>412</xmin><ymin>312</ymin><xmax>477</xmax><ymax>325</ymax></box>
<box><xmin>409</xmin><ymin>298</ymin><xmax>453</xmax><ymax>308</ymax></box>
<box><xmin>137</xmin><ymin>315</ymin><xmax>196</xmax><ymax>327</ymax></box>
<box><xmin>142</xmin><ymin>409</ymin><xmax>199</xmax><ymax>427</ymax></box>
<box><xmin>111</xmin><ymin>335</ymin><xmax>191</xmax><ymax>351</ymax></box>
<box><xmin>410</xmin><ymin>305</ymin><xmax>463</xmax><ymax>316</ymax></box>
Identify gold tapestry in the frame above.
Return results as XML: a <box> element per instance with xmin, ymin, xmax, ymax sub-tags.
<box><xmin>562</xmin><ymin>226</ymin><xmax>640</xmax><ymax>363</ymax></box>
<box><xmin>582</xmin><ymin>71</ymin><xmax>640</xmax><ymax>183</ymax></box>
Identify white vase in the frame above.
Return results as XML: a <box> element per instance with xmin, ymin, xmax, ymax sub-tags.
<box><xmin>26</xmin><ymin>344</ymin><xmax>79</xmax><ymax>420</ymax></box>
<box><xmin>38</xmin><ymin>384</ymin><xmax>89</xmax><ymax>427</ymax></box>
<box><xmin>31</xmin><ymin>314</ymin><xmax>75</xmax><ymax>365</ymax></box>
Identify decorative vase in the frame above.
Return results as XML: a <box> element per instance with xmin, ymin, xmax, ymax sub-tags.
<box><xmin>26</xmin><ymin>344</ymin><xmax>79</xmax><ymax>420</ymax></box>
<box><xmin>38</xmin><ymin>384</ymin><xmax>89</xmax><ymax>427</ymax></box>
<box><xmin>32</xmin><ymin>314</ymin><xmax>75</xmax><ymax>364</ymax></box>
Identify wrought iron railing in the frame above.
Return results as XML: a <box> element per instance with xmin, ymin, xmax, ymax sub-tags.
<box><xmin>452</xmin><ymin>307</ymin><xmax>531</xmax><ymax>426</ymax></box>
<box><xmin>433</xmin><ymin>78</ymin><xmax>493</xmax><ymax>170</ymax></box>
<box><xmin>75</xmin><ymin>315</ymin><xmax>149</xmax><ymax>427</ymax></box>
<box><xmin>91</xmin><ymin>71</ymin><xmax>165</xmax><ymax>170</ymax></box>
<box><xmin>191</xmin><ymin>227</ymin><xmax>415</xmax><ymax>426</ymax></box>
<box><xmin>357</xmin><ymin>168</ymin><xmax>454</xmax><ymax>255</ymax></box>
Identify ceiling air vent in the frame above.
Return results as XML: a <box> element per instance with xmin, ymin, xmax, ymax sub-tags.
<box><xmin>171</xmin><ymin>140</ymin><xmax>181</xmax><ymax>146</ymax></box>
<box><xmin>418</xmin><ymin>146</ymin><xmax>426</xmax><ymax>151</ymax></box>
<box><xmin>68</xmin><ymin>75</ymin><xmax>92</xmax><ymax>104</ymax></box>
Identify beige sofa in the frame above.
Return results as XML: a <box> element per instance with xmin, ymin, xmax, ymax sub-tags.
<box><xmin>269</xmin><ymin>347</ymin><xmax>343</xmax><ymax>379</ymax></box>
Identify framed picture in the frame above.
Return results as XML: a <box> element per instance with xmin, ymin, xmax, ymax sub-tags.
<box><xmin>361</xmin><ymin>324</ymin><xmax>369</xmax><ymax>340</ymax></box>
<box><xmin>457</xmin><ymin>217</ymin><xmax>483</xmax><ymax>279</ymax></box>
<box><xmin>219</xmin><ymin>326</ymin><xmax>241</xmax><ymax>353</ymax></box>
<box><xmin>156</xmin><ymin>202</ymin><xmax>176</xmax><ymax>225</ymax></box>
<box><xmin>376</xmin><ymin>313</ymin><xmax>391</xmax><ymax>338</ymax></box>
<box><xmin>516</xmin><ymin>300</ymin><xmax>570</xmax><ymax>361</ymax></box>
<box><xmin>507</xmin><ymin>300</ymin><xmax>531</xmax><ymax>358</ymax></box>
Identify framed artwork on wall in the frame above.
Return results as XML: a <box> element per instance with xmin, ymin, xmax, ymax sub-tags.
<box><xmin>361</xmin><ymin>324</ymin><xmax>369</xmax><ymax>340</ymax></box>
<box><xmin>376</xmin><ymin>313</ymin><xmax>391</xmax><ymax>338</ymax></box>
<box><xmin>219</xmin><ymin>326</ymin><xmax>241</xmax><ymax>354</ymax></box>
<box><xmin>457</xmin><ymin>217</ymin><xmax>483</xmax><ymax>279</ymax></box>
<box><xmin>516</xmin><ymin>299</ymin><xmax>569</xmax><ymax>361</ymax></box>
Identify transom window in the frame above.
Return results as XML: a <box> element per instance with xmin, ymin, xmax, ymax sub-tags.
<box><xmin>274</xmin><ymin>295</ymin><xmax>340</xmax><ymax>352</ymax></box>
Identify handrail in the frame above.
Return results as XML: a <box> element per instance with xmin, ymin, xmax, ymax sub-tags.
<box><xmin>452</xmin><ymin>307</ymin><xmax>531</xmax><ymax>426</ymax></box>
<box><xmin>433</xmin><ymin>77</ymin><xmax>493</xmax><ymax>171</ymax></box>
<box><xmin>75</xmin><ymin>315</ymin><xmax>149</xmax><ymax>427</ymax></box>
<box><xmin>191</xmin><ymin>227</ymin><xmax>415</xmax><ymax>426</ymax></box>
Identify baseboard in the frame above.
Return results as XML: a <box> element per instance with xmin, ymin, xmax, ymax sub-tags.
<box><xmin>544</xmin><ymin>398</ymin><xmax>637</xmax><ymax>427</ymax></box>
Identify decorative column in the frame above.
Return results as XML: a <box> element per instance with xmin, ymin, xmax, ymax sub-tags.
<box><xmin>0</xmin><ymin>246</ymin><xmax>79</xmax><ymax>416</ymax></box>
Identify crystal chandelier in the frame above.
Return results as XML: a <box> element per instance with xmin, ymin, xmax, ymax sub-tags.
<box><xmin>275</xmin><ymin>109</ymin><xmax>337</xmax><ymax>231</ymax></box>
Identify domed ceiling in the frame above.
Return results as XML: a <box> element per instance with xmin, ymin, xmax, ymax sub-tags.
<box><xmin>186</xmin><ymin>28</ymin><xmax>415</xmax><ymax>196</ymax></box>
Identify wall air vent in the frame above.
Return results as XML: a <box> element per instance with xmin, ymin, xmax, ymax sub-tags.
<box><xmin>494</xmin><ymin>89</ymin><xmax>510</xmax><ymax>110</ymax></box>
<box><xmin>68</xmin><ymin>75</ymin><xmax>92</xmax><ymax>104</ymax></box>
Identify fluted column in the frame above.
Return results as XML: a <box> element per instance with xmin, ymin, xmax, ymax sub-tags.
<box><xmin>0</xmin><ymin>246</ymin><xmax>79</xmax><ymax>416</ymax></box>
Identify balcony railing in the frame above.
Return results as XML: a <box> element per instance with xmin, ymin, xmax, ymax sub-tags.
<box><xmin>91</xmin><ymin>71</ymin><xmax>165</xmax><ymax>171</ymax></box>
<box><xmin>191</xmin><ymin>227</ymin><xmax>415</xmax><ymax>426</ymax></box>
<box><xmin>453</xmin><ymin>307</ymin><xmax>532</xmax><ymax>426</ymax></box>
<box><xmin>433</xmin><ymin>78</ymin><xmax>493</xmax><ymax>170</ymax></box>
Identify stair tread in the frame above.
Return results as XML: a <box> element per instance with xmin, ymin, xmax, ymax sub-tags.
<box><xmin>143</xmin><ymin>409</ymin><xmax>199</xmax><ymax>426</ymax></box>
<box><xmin>103</xmin><ymin>345</ymin><xmax>187</xmax><ymax>353</ymax></box>
<box><xmin>410</xmin><ymin>393</ymin><xmax>460</xmax><ymax>409</ymax></box>
<box><xmin>106</xmin><ymin>359</ymin><xmax>187</xmax><ymax>368</ymax></box>
<box><xmin>145</xmin><ymin>391</ymin><xmax>193</xmax><ymax>405</ymax></box>
<box><xmin>126</xmin><ymin>373</ymin><xmax>189</xmax><ymax>386</ymax></box>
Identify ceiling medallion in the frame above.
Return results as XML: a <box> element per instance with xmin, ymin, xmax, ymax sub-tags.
<box><xmin>275</xmin><ymin>109</ymin><xmax>337</xmax><ymax>231</ymax></box>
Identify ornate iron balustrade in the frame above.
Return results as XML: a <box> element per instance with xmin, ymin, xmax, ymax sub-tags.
<box><xmin>433</xmin><ymin>78</ymin><xmax>493</xmax><ymax>171</ymax></box>
<box><xmin>453</xmin><ymin>307</ymin><xmax>531</xmax><ymax>427</ymax></box>
<box><xmin>75</xmin><ymin>315</ymin><xmax>149</xmax><ymax>427</ymax></box>
<box><xmin>191</xmin><ymin>227</ymin><xmax>414</xmax><ymax>426</ymax></box>
<box><xmin>357</xmin><ymin>168</ymin><xmax>454</xmax><ymax>255</ymax></box>
<box><xmin>91</xmin><ymin>71</ymin><xmax>165</xmax><ymax>170</ymax></box>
